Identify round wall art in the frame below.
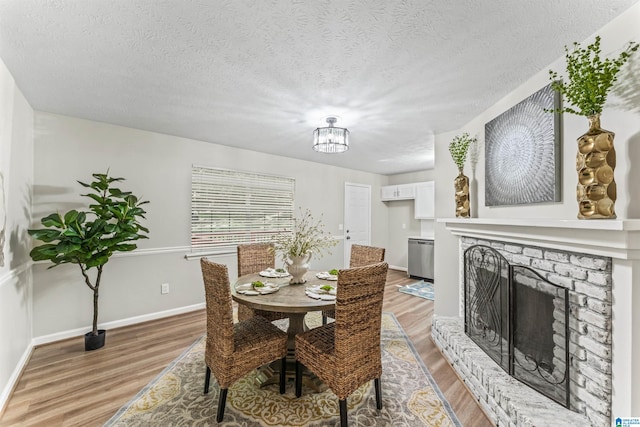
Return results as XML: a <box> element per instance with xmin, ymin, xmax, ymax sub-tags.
<box><xmin>484</xmin><ymin>84</ymin><xmax>561</xmax><ymax>207</ymax></box>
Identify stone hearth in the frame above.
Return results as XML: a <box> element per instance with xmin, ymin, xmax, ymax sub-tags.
<box><xmin>433</xmin><ymin>316</ymin><xmax>588</xmax><ymax>426</ymax></box>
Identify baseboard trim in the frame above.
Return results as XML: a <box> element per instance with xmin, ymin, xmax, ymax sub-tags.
<box><xmin>0</xmin><ymin>343</ymin><xmax>33</xmax><ymax>418</ymax></box>
<box><xmin>389</xmin><ymin>265</ymin><xmax>408</xmax><ymax>272</ymax></box>
<box><xmin>31</xmin><ymin>303</ymin><xmax>206</xmax><ymax>346</ymax></box>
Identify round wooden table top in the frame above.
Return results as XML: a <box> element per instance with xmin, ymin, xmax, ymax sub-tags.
<box><xmin>231</xmin><ymin>271</ymin><xmax>335</xmax><ymax>314</ymax></box>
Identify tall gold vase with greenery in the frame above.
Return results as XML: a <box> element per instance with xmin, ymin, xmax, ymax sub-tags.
<box><xmin>549</xmin><ymin>35</ymin><xmax>638</xmax><ymax>219</ymax></box>
<box><xmin>449</xmin><ymin>133</ymin><xmax>477</xmax><ymax>218</ymax></box>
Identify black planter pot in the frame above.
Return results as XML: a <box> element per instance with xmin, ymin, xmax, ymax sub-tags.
<box><xmin>84</xmin><ymin>329</ymin><xmax>106</xmax><ymax>351</ymax></box>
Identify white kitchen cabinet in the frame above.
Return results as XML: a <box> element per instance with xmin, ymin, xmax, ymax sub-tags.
<box><xmin>380</xmin><ymin>185</ymin><xmax>398</xmax><ymax>200</ymax></box>
<box><xmin>414</xmin><ymin>181</ymin><xmax>435</xmax><ymax>219</ymax></box>
<box><xmin>380</xmin><ymin>183</ymin><xmax>416</xmax><ymax>201</ymax></box>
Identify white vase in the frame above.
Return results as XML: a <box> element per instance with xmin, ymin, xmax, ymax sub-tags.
<box><xmin>285</xmin><ymin>252</ymin><xmax>312</xmax><ymax>284</ymax></box>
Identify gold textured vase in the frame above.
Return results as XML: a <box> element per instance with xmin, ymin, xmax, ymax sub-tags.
<box><xmin>454</xmin><ymin>169</ymin><xmax>470</xmax><ymax>218</ymax></box>
<box><xmin>576</xmin><ymin>114</ymin><xmax>616</xmax><ymax>219</ymax></box>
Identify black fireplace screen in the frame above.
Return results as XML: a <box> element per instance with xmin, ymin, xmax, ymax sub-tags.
<box><xmin>464</xmin><ymin>245</ymin><xmax>570</xmax><ymax>408</ymax></box>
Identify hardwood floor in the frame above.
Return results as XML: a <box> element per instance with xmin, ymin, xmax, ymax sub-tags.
<box><xmin>383</xmin><ymin>270</ymin><xmax>492</xmax><ymax>427</ymax></box>
<box><xmin>0</xmin><ymin>269</ymin><xmax>492</xmax><ymax>426</ymax></box>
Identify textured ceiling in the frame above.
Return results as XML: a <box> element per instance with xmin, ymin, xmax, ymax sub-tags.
<box><xmin>0</xmin><ymin>1</ymin><xmax>637</xmax><ymax>175</ymax></box>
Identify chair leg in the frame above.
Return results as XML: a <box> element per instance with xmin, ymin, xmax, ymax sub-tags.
<box><xmin>280</xmin><ymin>357</ymin><xmax>286</xmax><ymax>394</ymax></box>
<box><xmin>339</xmin><ymin>399</ymin><xmax>348</xmax><ymax>427</ymax></box>
<box><xmin>216</xmin><ymin>388</ymin><xmax>228</xmax><ymax>422</ymax></box>
<box><xmin>374</xmin><ymin>378</ymin><xmax>382</xmax><ymax>410</ymax></box>
<box><xmin>322</xmin><ymin>313</ymin><xmax>328</xmax><ymax>325</ymax></box>
<box><xmin>295</xmin><ymin>361</ymin><xmax>303</xmax><ymax>397</ymax></box>
<box><xmin>204</xmin><ymin>366</ymin><xmax>211</xmax><ymax>394</ymax></box>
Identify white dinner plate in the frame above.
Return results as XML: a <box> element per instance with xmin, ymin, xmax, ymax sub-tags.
<box><xmin>236</xmin><ymin>282</ymin><xmax>279</xmax><ymax>295</ymax></box>
<box><xmin>259</xmin><ymin>268</ymin><xmax>290</xmax><ymax>278</ymax></box>
<box><xmin>305</xmin><ymin>290</ymin><xmax>336</xmax><ymax>300</ymax></box>
<box><xmin>306</xmin><ymin>285</ymin><xmax>337</xmax><ymax>295</ymax></box>
<box><xmin>315</xmin><ymin>272</ymin><xmax>338</xmax><ymax>281</ymax></box>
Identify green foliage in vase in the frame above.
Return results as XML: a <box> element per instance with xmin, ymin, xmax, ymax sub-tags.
<box><xmin>448</xmin><ymin>132</ymin><xmax>477</xmax><ymax>171</ymax></box>
<box><xmin>28</xmin><ymin>172</ymin><xmax>149</xmax><ymax>336</ymax></box>
<box><xmin>548</xmin><ymin>35</ymin><xmax>639</xmax><ymax>116</ymax></box>
<box><xmin>272</xmin><ymin>208</ymin><xmax>337</xmax><ymax>261</ymax></box>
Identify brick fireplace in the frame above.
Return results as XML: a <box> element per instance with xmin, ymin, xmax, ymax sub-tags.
<box><xmin>435</xmin><ymin>218</ymin><xmax>640</xmax><ymax>427</ymax></box>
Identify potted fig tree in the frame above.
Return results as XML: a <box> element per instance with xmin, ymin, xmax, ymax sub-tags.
<box><xmin>29</xmin><ymin>172</ymin><xmax>149</xmax><ymax>351</ymax></box>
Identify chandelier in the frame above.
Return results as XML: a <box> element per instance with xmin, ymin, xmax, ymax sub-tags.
<box><xmin>312</xmin><ymin>117</ymin><xmax>349</xmax><ymax>153</ymax></box>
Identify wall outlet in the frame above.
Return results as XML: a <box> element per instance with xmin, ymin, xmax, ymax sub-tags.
<box><xmin>161</xmin><ymin>283</ymin><xmax>170</xmax><ymax>294</ymax></box>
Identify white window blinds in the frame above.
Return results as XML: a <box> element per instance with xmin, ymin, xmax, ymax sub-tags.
<box><xmin>191</xmin><ymin>165</ymin><xmax>295</xmax><ymax>253</ymax></box>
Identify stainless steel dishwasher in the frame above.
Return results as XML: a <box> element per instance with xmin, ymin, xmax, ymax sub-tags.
<box><xmin>408</xmin><ymin>238</ymin><xmax>434</xmax><ymax>281</ymax></box>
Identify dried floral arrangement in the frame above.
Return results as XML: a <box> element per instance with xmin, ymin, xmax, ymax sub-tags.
<box><xmin>271</xmin><ymin>208</ymin><xmax>337</xmax><ymax>260</ymax></box>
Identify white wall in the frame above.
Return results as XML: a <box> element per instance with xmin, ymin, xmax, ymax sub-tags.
<box><xmin>385</xmin><ymin>170</ymin><xmax>434</xmax><ymax>269</ymax></box>
<box><xmin>433</xmin><ymin>2</ymin><xmax>640</xmax><ymax>317</ymax></box>
<box><xmin>0</xmin><ymin>58</ymin><xmax>34</xmax><ymax>411</ymax></box>
<box><xmin>31</xmin><ymin>113</ymin><xmax>388</xmax><ymax>338</ymax></box>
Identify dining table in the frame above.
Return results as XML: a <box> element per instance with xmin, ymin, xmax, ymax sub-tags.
<box><xmin>231</xmin><ymin>270</ymin><xmax>336</xmax><ymax>389</ymax></box>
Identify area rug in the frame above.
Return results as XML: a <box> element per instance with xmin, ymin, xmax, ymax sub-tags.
<box><xmin>398</xmin><ymin>280</ymin><xmax>434</xmax><ymax>300</ymax></box>
<box><xmin>104</xmin><ymin>312</ymin><xmax>460</xmax><ymax>426</ymax></box>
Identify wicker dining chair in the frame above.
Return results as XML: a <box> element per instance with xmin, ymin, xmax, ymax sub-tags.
<box><xmin>200</xmin><ymin>258</ymin><xmax>288</xmax><ymax>422</ymax></box>
<box><xmin>236</xmin><ymin>243</ymin><xmax>288</xmax><ymax>322</ymax></box>
<box><xmin>295</xmin><ymin>261</ymin><xmax>389</xmax><ymax>427</ymax></box>
<box><xmin>322</xmin><ymin>244</ymin><xmax>386</xmax><ymax>324</ymax></box>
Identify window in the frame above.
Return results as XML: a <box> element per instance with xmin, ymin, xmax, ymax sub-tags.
<box><xmin>190</xmin><ymin>165</ymin><xmax>294</xmax><ymax>255</ymax></box>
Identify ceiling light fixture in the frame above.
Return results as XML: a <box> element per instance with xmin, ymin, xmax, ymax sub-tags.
<box><xmin>312</xmin><ymin>116</ymin><xmax>349</xmax><ymax>153</ymax></box>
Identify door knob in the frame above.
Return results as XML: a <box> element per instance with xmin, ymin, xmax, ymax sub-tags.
<box><xmin>346</xmin><ymin>236</ymin><xmax>351</xmax><ymax>240</ymax></box>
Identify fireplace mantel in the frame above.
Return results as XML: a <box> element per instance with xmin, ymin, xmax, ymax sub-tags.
<box><xmin>438</xmin><ymin>216</ymin><xmax>640</xmax><ymax>421</ymax></box>
<box><xmin>439</xmin><ymin>218</ymin><xmax>640</xmax><ymax>259</ymax></box>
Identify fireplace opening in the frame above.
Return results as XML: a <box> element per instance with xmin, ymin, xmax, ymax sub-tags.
<box><xmin>513</xmin><ymin>269</ymin><xmax>555</xmax><ymax>373</ymax></box>
<box><xmin>464</xmin><ymin>245</ymin><xmax>570</xmax><ymax>408</ymax></box>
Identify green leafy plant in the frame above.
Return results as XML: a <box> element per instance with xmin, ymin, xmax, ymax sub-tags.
<box><xmin>548</xmin><ymin>35</ymin><xmax>639</xmax><ymax>116</ymax></box>
<box><xmin>272</xmin><ymin>208</ymin><xmax>337</xmax><ymax>261</ymax></box>
<box><xmin>28</xmin><ymin>172</ymin><xmax>149</xmax><ymax>336</ymax></box>
<box><xmin>449</xmin><ymin>132</ymin><xmax>477</xmax><ymax>171</ymax></box>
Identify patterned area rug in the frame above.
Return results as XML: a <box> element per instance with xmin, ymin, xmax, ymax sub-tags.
<box><xmin>398</xmin><ymin>280</ymin><xmax>434</xmax><ymax>300</ymax></box>
<box><xmin>104</xmin><ymin>312</ymin><xmax>459</xmax><ymax>426</ymax></box>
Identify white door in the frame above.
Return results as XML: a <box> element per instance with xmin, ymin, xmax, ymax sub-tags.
<box><xmin>344</xmin><ymin>183</ymin><xmax>371</xmax><ymax>266</ymax></box>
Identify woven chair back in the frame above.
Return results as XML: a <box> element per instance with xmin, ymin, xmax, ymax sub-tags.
<box><xmin>237</xmin><ymin>242</ymin><xmax>275</xmax><ymax>276</ymax></box>
<box><xmin>200</xmin><ymin>258</ymin><xmax>235</xmax><ymax>357</ymax></box>
<box><xmin>349</xmin><ymin>244</ymin><xmax>385</xmax><ymax>268</ymax></box>
<box><xmin>334</xmin><ymin>261</ymin><xmax>389</xmax><ymax>360</ymax></box>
